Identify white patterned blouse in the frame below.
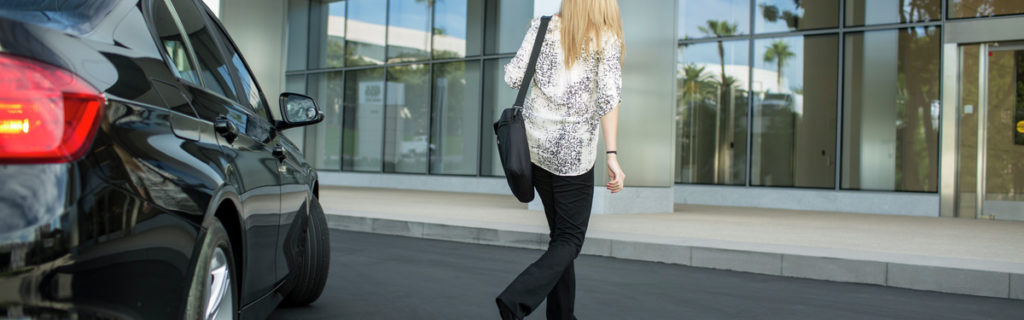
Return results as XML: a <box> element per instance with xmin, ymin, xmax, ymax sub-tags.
<box><xmin>504</xmin><ymin>16</ymin><xmax>623</xmax><ymax>176</ymax></box>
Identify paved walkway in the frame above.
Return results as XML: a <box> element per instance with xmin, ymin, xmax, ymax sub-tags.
<box><xmin>317</xmin><ymin>186</ymin><xmax>1024</xmax><ymax>299</ymax></box>
<box><xmin>270</xmin><ymin>230</ymin><xmax>1024</xmax><ymax>320</ymax></box>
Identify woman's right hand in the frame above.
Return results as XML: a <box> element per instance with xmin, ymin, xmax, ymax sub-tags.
<box><xmin>606</xmin><ymin>154</ymin><xmax>625</xmax><ymax>193</ymax></box>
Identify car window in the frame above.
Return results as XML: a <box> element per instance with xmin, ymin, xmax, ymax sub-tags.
<box><xmin>229</xmin><ymin>48</ymin><xmax>270</xmax><ymax>121</ymax></box>
<box><xmin>208</xmin><ymin>20</ymin><xmax>271</xmax><ymax>121</ymax></box>
<box><xmin>168</xmin><ymin>0</ymin><xmax>238</xmax><ymax>102</ymax></box>
<box><xmin>152</xmin><ymin>0</ymin><xmax>201</xmax><ymax>84</ymax></box>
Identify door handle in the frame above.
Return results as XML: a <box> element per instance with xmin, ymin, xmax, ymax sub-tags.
<box><xmin>273</xmin><ymin>145</ymin><xmax>287</xmax><ymax>162</ymax></box>
<box><xmin>214</xmin><ymin>116</ymin><xmax>239</xmax><ymax>144</ymax></box>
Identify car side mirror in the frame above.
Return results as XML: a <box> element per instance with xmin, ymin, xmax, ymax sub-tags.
<box><xmin>278</xmin><ymin>93</ymin><xmax>324</xmax><ymax>130</ymax></box>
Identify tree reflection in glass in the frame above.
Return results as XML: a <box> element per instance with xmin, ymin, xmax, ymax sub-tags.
<box><xmin>756</xmin><ymin>0</ymin><xmax>838</xmax><ymax>33</ymax></box>
<box><xmin>342</xmin><ymin>68</ymin><xmax>386</xmax><ymax>171</ymax></box>
<box><xmin>384</xmin><ymin>64</ymin><xmax>431</xmax><ymax>173</ymax></box>
<box><xmin>845</xmin><ymin>0</ymin><xmax>939</xmax><ymax>26</ymax></box>
<box><xmin>432</xmin><ymin>0</ymin><xmax>483</xmax><ymax>59</ymax></box>
<box><xmin>308</xmin><ymin>72</ymin><xmax>343</xmax><ymax>170</ymax></box>
<box><xmin>949</xmin><ymin>0</ymin><xmax>1024</xmax><ymax>18</ymax></box>
<box><xmin>843</xmin><ymin>27</ymin><xmax>940</xmax><ymax>192</ymax></box>
<box><xmin>345</xmin><ymin>0</ymin><xmax>386</xmax><ymax>66</ymax></box>
<box><xmin>678</xmin><ymin>0</ymin><xmax>749</xmax><ymax>40</ymax></box>
<box><xmin>676</xmin><ymin>39</ymin><xmax>748</xmax><ymax>185</ymax></box>
<box><xmin>388</xmin><ymin>0</ymin><xmax>432</xmax><ymax>63</ymax></box>
<box><xmin>431</xmin><ymin>61</ymin><xmax>481</xmax><ymax>175</ymax></box>
<box><xmin>752</xmin><ymin>35</ymin><xmax>838</xmax><ymax>188</ymax></box>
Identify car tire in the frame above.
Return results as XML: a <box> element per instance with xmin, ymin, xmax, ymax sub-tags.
<box><xmin>282</xmin><ymin>196</ymin><xmax>330</xmax><ymax>306</ymax></box>
<box><xmin>185</xmin><ymin>218</ymin><xmax>238</xmax><ymax>320</ymax></box>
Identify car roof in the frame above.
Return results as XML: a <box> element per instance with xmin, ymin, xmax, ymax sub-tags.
<box><xmin>0</xmin><ymin>0</ymin><xmax>119</xmax><ymax>34</ymax></box>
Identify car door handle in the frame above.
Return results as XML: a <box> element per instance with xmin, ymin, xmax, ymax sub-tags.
<box><xmin>273</xmin><ymin>145</ymin><xmax>287</xmax><ymax>161</ymax></box>
<box><xmin>214</xmin><ymin>116</ymin><xmax>239</xmax><ymax>144</ymax></box>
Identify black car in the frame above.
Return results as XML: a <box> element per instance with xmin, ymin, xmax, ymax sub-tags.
<box><xmin>0</xmin><ymin>0</ymin><xmax>330</xmax><ymax>319</ymax></box>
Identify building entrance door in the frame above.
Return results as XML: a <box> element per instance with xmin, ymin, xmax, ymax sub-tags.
<box><xmin>955</xmin><ymin>42</ymin><xmax>1024</xmax><ymax>221</ymax></box>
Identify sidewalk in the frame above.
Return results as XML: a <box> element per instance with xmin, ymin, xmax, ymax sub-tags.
<box><xmin>318</xmin><ymin>186</ymin><xmax>1024</xmax><ymax>300</ymax></box>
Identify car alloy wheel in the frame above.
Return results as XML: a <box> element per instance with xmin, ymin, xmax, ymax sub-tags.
<box><xmin>205</xmin><ymin>247</ymin><xmax>234</xmax><ymax>320</ymax></box>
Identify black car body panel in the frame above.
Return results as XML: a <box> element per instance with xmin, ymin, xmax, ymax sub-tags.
<box><xmin>0</xmin><ymin>1</ymin><xmax>321</xmax><ymax>319</ymax></box>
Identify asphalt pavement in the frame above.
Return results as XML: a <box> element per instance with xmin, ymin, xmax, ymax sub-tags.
<box><xmin>269</xmin><ymin>230</ymin><xmax>1024</xmax><ymax>319</ymax></box>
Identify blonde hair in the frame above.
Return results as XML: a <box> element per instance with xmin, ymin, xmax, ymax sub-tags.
<box><xmin>559</xmin><ymin>0</ymin><xmax>624</xmax><ymax>69</ymax></box>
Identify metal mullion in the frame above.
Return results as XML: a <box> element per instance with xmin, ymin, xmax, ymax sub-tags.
<box><xmin>745</xmin><ymin>0</ymin><xmax>755</xmax><ymax>188</ymax></box>
<box><xmin>338</xmin><ymin>0</ymin><xmax>351</xmax><ymax>172</ymax></box>
<box><xmin>426</xmin><ymin>2</ymin><xmax>438</xmax><ymax>175</ymax></box>
<box><xmin>380</xmin><ymin>0</ymin><xmax>390</xmax><ymax>174</ymax></box>
<box><xmin>428</xmin><ymin>62</ymin><xmax>436</xmax><ymax>175</ymax></box>
<box><xmin>750</xmin><ymin>28</ymin><xmax>842</xmax><ymax>39</ymax></box>
<box><xmin>840</xmin><ymin>21</ymin><xmax>943</xmax><ymax>33</ymax></box>
<box><xmin>942</xmin><ymin>0</ymin><xmax>948</xmax><ymax>21</ymax></box>
<box><xmin>835</xmin><ymin>0</ymin><xmax>845</xmax><ymax>191</ymax></box>
<box><xmin>299</xmin><ymin>54</ymin><xmax>515</xmax><ymax>75</ymax></box>
<box><xmin>976</xmin><ymin>44</ymin><xmax>988</xmax><ymax>218</ymax></box>
<box><xmin>939</xmin><ymin>0</ymin><xmax>949</xmax><ymax>198</ymax></box>
<box><xmin>476</xmin><ymin>59</ymin><xmax>487</xmax><ymax>177</ymax></box>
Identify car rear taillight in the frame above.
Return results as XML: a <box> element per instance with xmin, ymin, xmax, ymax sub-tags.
<box><xmin>0</xmin><ymin>53</ymin><xmax>105</xmax><ymax>164</ymax></box>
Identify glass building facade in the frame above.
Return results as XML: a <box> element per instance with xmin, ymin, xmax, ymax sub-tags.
<box><xmin>286</xmin><ymin>0</ymin><xmax>533</xmax><ymax>176</ymax></box>
<box><xmin>277</xmin><ymin>0</ymin><xmax>1024</xmax><ymax>217</ymax></box>
<box><xmin>677</xmin><ymin>0</ymin><xmax>947</xmax><ymax>192</ymax></box>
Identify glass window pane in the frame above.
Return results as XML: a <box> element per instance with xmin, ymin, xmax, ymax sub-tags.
<box><xmin>755</xmin><ymin>0</ymin><xmax>838</xmax><ymax>33</ymax></box>
<box><xmin>751</xmin><ymin>35</ymin><xmax>838</xmax><ymax>188</ymax></box>
<box><xmin>153</xmin><ymin>0</ymin><xmax>200</xmax><ymax>84</ymax></box>
<box><xmin>434</xmin><ymin>0</ymin><xmax>484</xmax><ymax>59</ymax></box>
<box><xmin>170</xmin><ymin>0</ymin><xmax>238</xmax><ymax>101</ymax></box>
<box><xmin>308</xmin><ymin>0</ymin><xmax>346</xmax><ymax>69</ymax></box>
<box><xmin>678</xmin><ymin>0</ymin><xmax>749</xmax><ymax>40</ymax></box>
<box><xmin>286</xmin><ymin>0</ymin><xmax>310</xmax><ymax>71</ymax></box>
<box><xmin>387</xmin><ymin>0</ymin><xmax>431</xmax><ymax>63</ymax></box>
<box><xmin>481</xmin><ymin>58</ymin><xmax>515</xmax><ymax>176</ymax></box>
<box><xmin>384</xmin><ymin>64</ymin><xmax>431</xmax><ymax>173</ymax></box>
<box><xmin>676</xmin><ymin>40</ymin><xmax>748</xmax><ymax>185</ymax></box>
<box><xmin>842</xmin><ymin>27</ymin><xmax>940</xmax><ymax>192</ymax></box>
<box><xmin>431</xmin><ymin>61</ymin><xmax>481</xmax><ymax>175</ymax></box>
<box><xmin>343</xmin><ymin>68</ymin><xmax>386</xmax><ymax>171</ymax></box>
<box><xmin>950</xmin><ymin>0</ymin><xmax>1024</xmax><ymax>19</ymax></box>
<box><xmin>484</xmin><ymin>0</ymin><xmax>534</xmax><ymax>54</ymax></box>
<box><xmin>307</xmin><ymin>72</ymin><xmax>343</xmax><ymax>170</ymax></box>
<box><xmin>846</xmin><ymin>0</ymin><xmax>940</xmax><ymax>26</ymax></box>
<box><xmin>346</xmin><ymin>0</ymin><xmax>386</xmax><ymax>66</ymax></box>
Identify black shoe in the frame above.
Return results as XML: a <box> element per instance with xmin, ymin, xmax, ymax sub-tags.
<box><xmin>496</xmin><ymin>298</ymin><xmax>519</xmax><ymax>320</ymax></box>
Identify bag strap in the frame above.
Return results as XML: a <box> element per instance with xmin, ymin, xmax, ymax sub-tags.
<box><xmin>514</xmin><ymin>16</ymin><xmax>551</xmax><ymax>108</ymax></box>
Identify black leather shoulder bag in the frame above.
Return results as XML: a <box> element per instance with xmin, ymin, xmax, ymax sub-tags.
<box><xmin>493</xmin><ymin>16</ymin><xmax>551</xmax><ymax>203</ymax></box>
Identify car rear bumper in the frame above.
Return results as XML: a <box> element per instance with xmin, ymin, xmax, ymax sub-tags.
<box><xmin>1</xmin><ymin>161</ymin><xmax>201</xmax><ymax>319</ymax></box>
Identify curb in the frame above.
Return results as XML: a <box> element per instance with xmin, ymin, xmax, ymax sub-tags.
<box><xmin>326</xmin><ymin>214</ymin><xmax>1024</xmax><ymax>300</ymax></box>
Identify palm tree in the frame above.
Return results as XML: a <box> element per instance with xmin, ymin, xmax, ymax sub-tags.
<box><xmin>681</xmin><ymin>64</ymin><xmax>713</xmax><ymax>98</ymax></box>
<box><xmin>763</xmin><ymin>39</ymin><xmax>795</xmax><ymax>91</ymax></box>
<box><xmin>698</xmin><ymin>20</ymin><xmax>739</xmax><ymax>94</ymax></box>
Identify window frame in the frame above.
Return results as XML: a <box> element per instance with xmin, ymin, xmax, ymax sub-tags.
<box><xmin>147</xmin><ymin>0</ymin><xmax>205</xmax><ymax>89</ymax></box>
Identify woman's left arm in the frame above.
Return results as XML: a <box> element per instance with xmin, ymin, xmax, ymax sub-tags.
<box><xmin>598</xmin><ymin>36</ymin><xmax>624</xmax><ymax>193</ymax></box>
<box><xmin>602</xmin><ymin>105</ymin><xmax>625</xmax><ymax>193</ymax></box>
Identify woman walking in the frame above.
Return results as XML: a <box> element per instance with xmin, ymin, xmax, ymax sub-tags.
<box><xmin>495</xmin><ymin>0</ymin><xmax>625</xmax><ymax>319</ymax></box>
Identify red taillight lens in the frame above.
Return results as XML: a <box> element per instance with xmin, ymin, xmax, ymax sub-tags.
<box><xmin>0</xmin><ymin>53</ymin><xmax>105</xmax><ymax>164</ymax></box>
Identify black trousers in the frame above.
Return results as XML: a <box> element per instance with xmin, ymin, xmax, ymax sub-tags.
<box><xmin>497</xmin><ymin>164</ymin><xmax>594</xmax><ymax>320</ymax></box>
